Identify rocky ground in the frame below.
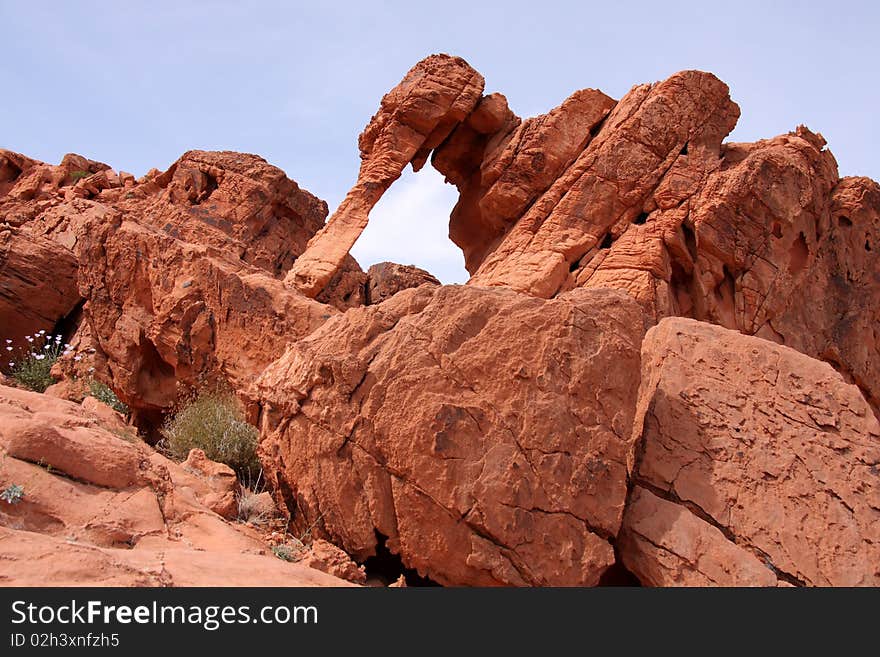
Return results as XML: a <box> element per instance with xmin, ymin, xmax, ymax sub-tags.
<box><xmin>0</xmin><ymin>53</ymin><xmax>877</xmax><ymax>586</ymax></box>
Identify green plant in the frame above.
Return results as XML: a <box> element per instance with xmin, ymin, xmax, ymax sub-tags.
<box><xmin>0</xmin><ymin>484</ymin><xmax>24</xmax><ymax>505</ymax></box>
<box><xmin>272</xmin><ymin>543</ymin><xmax>301</xmax><ymax>562</ymax></box>
<box><xmin>88</xmin><ymin>379</ymin><xmax>129</xmax><ymax>414</ymax></box>
<box><xmin>3</xmin><ymin>331</ymin><xmax>69</xmax><ymax>393</ymax></box>
<box><xmin>162</xmin><ymin>390</ymin><xmax>260</xmax><ymax>481</ymax></box>
<box><xmin>70</xmin><ymin>170</ymin><xmax>90</xmax><ymax>182</ymax></box>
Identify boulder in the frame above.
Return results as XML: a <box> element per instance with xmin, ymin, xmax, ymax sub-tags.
<box><xmin>253</xmin><ymin>285</ymin><xmax>645</xmax><ymax>586</ymax></box>
<box><xmin>365</xmin><ymin>261</ymin><xmax>440</xmax><ymax>304</ymax></box>
<box><xmin>620</xmin><ymin>318</ymin><xmax>880</xmax><ymax>586</ymax></box>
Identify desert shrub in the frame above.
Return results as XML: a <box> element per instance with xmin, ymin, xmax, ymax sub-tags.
<box><xmin>3</xmin><ymin>331</ymin><xmax>70</xmax><ymax>393</ymax></box>
<box><xmin>69</xmin><ymin>170</ymin><xmax>90</xmax><ymax>182</ymax></box>
<box><xmin>0</xmin><ymin>484</ymin><xmax>24</xmax><ymax>505</ymax></box>
<box><xmin>88</xmin><ymin>379</ymin><xmax>129</xmax><ymax>414</ymax></box>
<box><xmin>162</xmin><ymin>390</ymin><xmax>260</xmax><ymax>480</ymax></box>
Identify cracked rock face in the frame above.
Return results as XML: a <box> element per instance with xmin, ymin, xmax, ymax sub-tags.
<box><xmin>253</xmin><ymin>285</ymin><xmax>646</xmax><ymax>586</ymax></box>
<box><xmin>621</xmin><ymin>318</ymin><xmax>880</xmax><ymax>586</ymax></box>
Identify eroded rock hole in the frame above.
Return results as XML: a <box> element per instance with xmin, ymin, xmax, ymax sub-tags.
<box><xmin>634</xmin><ymin>212</ymin><xmax>649</xmax><ymax>225</ymax></box>
<box><xmin>361</xmin><ymin>531</ymin><xmax>441</xmax><ymax>587</ymax></box>
<box><xmin>597</xmin><ymin>558</ymin><xmax>642</xmax><ymax>586</ymax></box>
<box><xmin>713</xmin><ymin>264</ymin><xmax>737</xmax><ymax>327</ymax></box>
<box><xmin>0</xmin><ymin>159</ymin><xmax>23</xmax><ymax>184</ymax></box>
<box><xmin>838</xmin><ymin>215</ymin><xmax>852</xmax><ymax>227</ymax></box>
<box><xmin>679</xmin><ymin>142</ymin><xmax>688</xmax><ymax>156</ymax></box>
<box><xmin>599</xmin><ymin>233</ymin><xmax>614</xmax><ymax>249</ymax></box>
<box><xmin>670</xmin><ymin>260</ymin><xmax>695</xmax><ymax>317</ymax></box>
<box><xmin>787</xmin><ymin>232</ymin><xmax>809</xmax><ymax>276</ymax></box>
<box><xmin>866</xmin><ymin>239</ymin><xmax>872</xmax><ymax>252</ymax></box>
<box><xmin>682</xmin><ymin>221</ymin><xmax>697</xmax><ymax>261</ymax></box>
<box><xmin>193</xmin><ymin>172</ymin><xmax>219</xmax><ymax>205</ymax></box>
<box><xmin>771</xmin><ymin>222</ymin><xmax>783</xmax><ymax>239</ymax></box>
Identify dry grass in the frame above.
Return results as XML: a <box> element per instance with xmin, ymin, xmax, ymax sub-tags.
<box><xmin>162</xmin><ymin>390</ymin><xmax>260</xmax><ymax>481</ymax></box>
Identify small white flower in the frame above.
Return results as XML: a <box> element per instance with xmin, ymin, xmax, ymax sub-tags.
<box><xmin>26</xmin><ymin>337</ymin><xmax>33</xmax><ymax>343</ymax></box>
<box><xmin>74</xmin><ymin>355</ymin><xmax>82</xmax><ymax>361</ymax></box>
<box><xmin>4</xmin><ymin>339</ymin><xmax>10</xmax><ymax>344</ymax></box>
<box><xmin>43</xmin><ymin>343</ymin><xmax>51</xmax><ymax>350</ymax></box>
<box><xmin>35</xmin><ymin>354</ymin><xmax>45</xmax><ymax>361</ymax></box>
<box><xmin>38</xmin><ymin>330</ymin><xmax>45</xmax><ymax>335</ymax></box>
<box><xmin>8</xmin><ymin>362</ymin><xmax>13</xmax><ymax>368</ymax></box>
<box><xmin>5</xmin><ymin>346</ymin><xmax>11</xmax><ymax>351</ymax></box>
<box><xmin>55</xmin><ymin>336</ymin><xmax>62</xmax><ymax>342</ymax></box>
<box><xmin>63</xmin><ymin>350</ymin><xmax>72</xmax><ymax>356</ymax></box>
<box><xmin>64</xmin><ymin>343</ymin><xmax>71</xmax><ymax>349</ymax></box>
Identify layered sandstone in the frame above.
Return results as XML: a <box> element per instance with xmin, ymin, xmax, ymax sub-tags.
<box><xmin>2</xmin><ymin>52</ymin><xmax>879</xmax><ymax>588</ymax></box>
<box><xmin>286</xmin><ymin>55</ymin><xmax>484</xmax><ymax>296</ymax></box>
<box><xmin>0</xmin><ymin>384</ymin><xmax>351</xmax><ymax>586</ymax></box>
<box><xmin>620</xmin><ymin>319</ymin><xmax>880</xmax><ymax>586</ymax></box>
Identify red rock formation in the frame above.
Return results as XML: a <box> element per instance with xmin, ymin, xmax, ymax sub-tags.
<box><xmin>297</xmin><ymin>539</ymin><xmax>367</xmax><ymax>584</ymax></box>
<box><xmin>253</xmin><ymin>285</ymin><xmax>645</xmax><ymax>586</ymax></box>
<box><xmin>2</xmin><ymin>53</ymin><xmax>879</xmax><ymax>588</ymax></box>
<box><xmin>434</xmin><ymin>89</ymin><xmax>615</xmax><ymax>273</ymax></box>
<box><xmin>620</xmin><ymin>318</ymin><xmax>880</xmax><ymax>586</ymax></box>
<box><xmin>365</xmin><ymin>261</ymin><xmax>440</xmax><ymax>304</ymax></box>
<box><xmin>286</xmin><ymin>54</ymin><xmax>485</xmax><ymax>296</ymax></box>
<box><xmin>0</xmin><ymin>228</ymin><xmax>79</xmax><ymax>344</ymax></box>
<box><xmin>2</xmin><ymin>148</ymin><xmax>362</xmax><ymax>420</ymax></box>
<box><xmin>0</xmin><ymin>384</ymin><xmax>351</xmax><ymax>586</ymax></box>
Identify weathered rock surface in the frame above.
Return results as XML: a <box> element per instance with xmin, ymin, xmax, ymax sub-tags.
<box><xmin>280</xmin><ymin>53</ymin><xmax>879</xmax><ymax>416</ymax></box>
<box><xmin>0</xmin><ymin>228</ymin><xmax>80</xmax><ymax>344</ymax></box>
<box><xmin>287</xmin><ymin>54</ymin><xmax>485</xmax><ymax>296</ymax></box>
<box><xmin>297</xmin><ymin>539</ymin><xmax>367</xmax><ymax>584</ymax></box>
<box><xmin>620</xmin><ymin>318</ymin><xmax>880</xmax><ymax>586</ymax></box>
<box><xmin>0</xmin><ymin>384</ymin><xmax>350</xmax><ymax>586</ymax></box>
<box><xmin>365</xmin><ymin>261</ymin><xmax>440</xmax><ymax>304</ymax></box>
<box><xmin>253</xmin><ymin>285</ymin><xmax>645</xmax><ymax>586</ymax></box>
<box><xmin>2</xmin><ymin>53</ymin><xmax>879</xmax><ymax>588</ymax></box>
<box><xmin>76</xmin><ymin>211</ymin><xmax>335</xmax><ymax>424</ymax></box>
<box><xmin>1</xmin><ymin>148</ymin><xmax>365</xmax><ymax>421</ymax></box>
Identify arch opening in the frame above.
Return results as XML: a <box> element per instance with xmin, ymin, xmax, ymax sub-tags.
<box><xmin>349</xmin><ymin>167</ymin><xmax>469</xmax><ymax>284</ymax></box>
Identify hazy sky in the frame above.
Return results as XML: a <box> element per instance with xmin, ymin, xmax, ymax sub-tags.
<box><xmin>2</xmin><ymin>1</ymin><xmax>877</xmax><ymax>282</ymax></box>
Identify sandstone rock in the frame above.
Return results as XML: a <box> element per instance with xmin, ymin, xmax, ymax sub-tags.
<box><xmin>298</xmin><ymin>539</ymin><xmax>367</xmax><ymax>584</ymax></box>
<box><xmin>0</xmin><ymin>527</ymin><xmax>351</xmax><ymax>587</ymax></box>
<box><xmin>253</xmin><ymin>285</ymin><xmax>645</xmax><ymax>586</ymax></box>
<box><xmin>80</xmin><ymin>395</ymin><xmax>129</xmax><ymax>433</ymax></box>
<box><xmin>365</xmin><ymin>261</ymin><xmax>440</xmax><ymax>304</ymax></box>
<box><xmin>435</xmin><ymin>89</ymin><xmax>615</xmax><ymax>273</ymax></box>
<box><xmin>469</xmin><ymin>71</ymin><xmax>740</xmax><ymax>297</ymax></box>
<box><xmin>0</xmin><ymin>384</ymin><xmax>351</xmax><ymax>586</ymax></box>
<box><xmin>124</xmin><ymin>150</ymin><xmax>330</xmax><ymax>277</ymax></box>
<box><xmin>287</xmin><ymin>54</ymin><xmax>485</xmax><ymax>297</ymax></box>
<box><xmin>620</xmin><ymin>318</ymin><xmax>880</xmax><ymax>586</ymax></box>
<box><xmin>75</xmin><ymin>210</ymin><xmax>335</xmax><ymax>422</ymax></box>
<box><xmin>181</xmin><ymin>448</ymin><xmax>239</xmax><ymax>519</ymax></box>
<box><xmin>1</xmin><ymin>148</ymin><xmax>352</xmax><ymax>422</ymax></box>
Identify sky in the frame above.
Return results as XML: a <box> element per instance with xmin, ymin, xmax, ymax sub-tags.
<box><xmin>1</xmin><ymin>1</ymin><xmax>877</xmax><ymax>283</ymax></box>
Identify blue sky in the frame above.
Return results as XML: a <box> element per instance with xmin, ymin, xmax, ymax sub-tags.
<box><xmin>2</xmin><ymin>1</ymin><xmax>877</xmax><ymax>282</ymax></box>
